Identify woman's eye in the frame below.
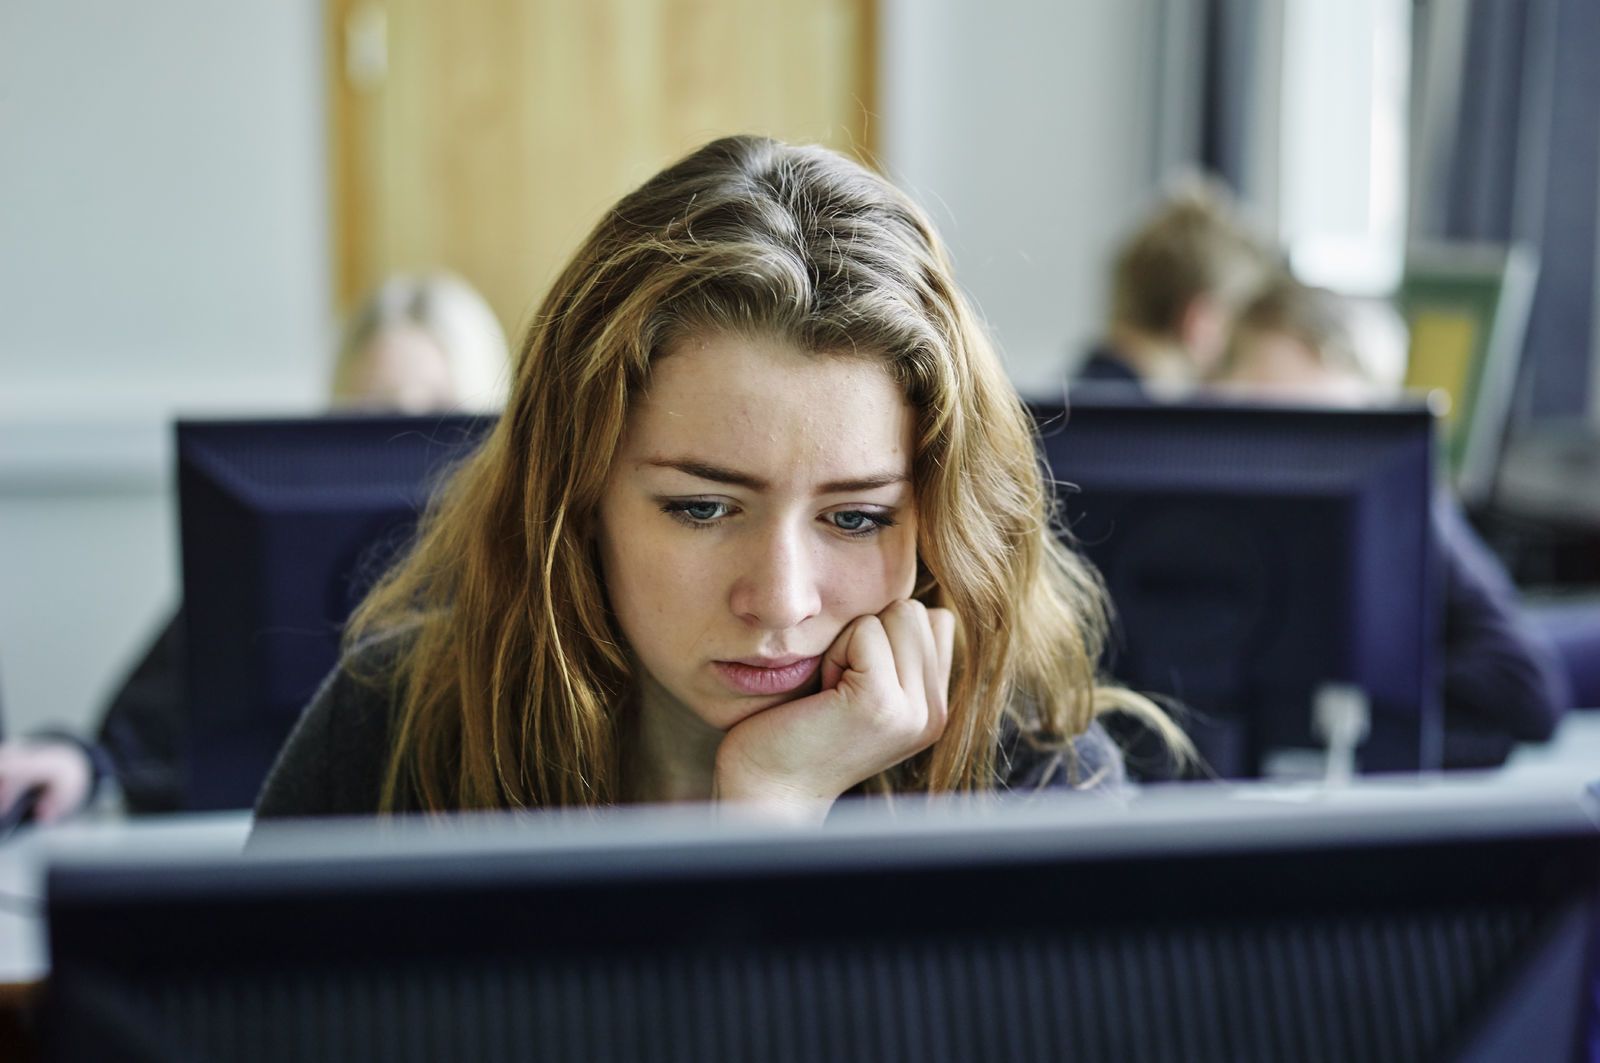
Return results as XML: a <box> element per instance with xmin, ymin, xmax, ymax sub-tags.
<box><xmin>662</xmin><ymin>499</ymin><xmax>731</xmax><ymax>527</ymax></box>
<box><xmin>827</xmin><ymin>510</ymin><xmax>895</xmax><ymax>536</ymax></box>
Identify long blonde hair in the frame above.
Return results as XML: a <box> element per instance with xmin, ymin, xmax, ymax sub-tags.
<box><xmin>349</xmin><ymin>135</ymin><xmax>1186</xmax><ymax>812</ymax></box>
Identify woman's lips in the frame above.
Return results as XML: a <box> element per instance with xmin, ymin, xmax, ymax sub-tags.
<box><xmin>712</xmin><ymin>655</ymin><xmax>822</xmax><ymax>696</ymax></box>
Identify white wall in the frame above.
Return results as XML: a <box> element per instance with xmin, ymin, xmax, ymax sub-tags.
<box><xmin>877</xmin><ymin>0</ymin><xmax>1165</xmax><ymax>398</ymax></box>
<box><xmin>0</xmin><ymin>1</ymin><xmax>330</xmax><ymax>735</ymax></box>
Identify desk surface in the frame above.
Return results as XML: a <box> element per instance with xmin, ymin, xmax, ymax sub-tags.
<box><xmin>1502</xmin><ymin>705</ymin><xmax>1600</xmax><ymax>776</ymax></box>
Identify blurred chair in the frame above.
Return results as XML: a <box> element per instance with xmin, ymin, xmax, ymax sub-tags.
<box><xmin>1525</xmin><ymin>594</ymin><xmax>1600</xmax><ymax>711</ymax></box>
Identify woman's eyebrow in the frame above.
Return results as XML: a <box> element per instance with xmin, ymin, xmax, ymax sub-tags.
<box><xmin>817</xmin><ymin>473</ymin><xmax>910</xmax><ymax>493</ymax></box>
<box><xmin>643</xmin><ymin>458</ymin><xmax>907</xmax><ymax>494</ymax></box>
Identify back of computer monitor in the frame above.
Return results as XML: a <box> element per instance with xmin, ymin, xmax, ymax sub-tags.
<box><xmin>44</xmin><ymin>781</ymin><xmax>1600</xmax><ymax>1063</ymax></box>
<box><xmin>177</xmin><ymin>414</ymin><xmax>494</xmax><ymax>810</ymax></box>
<box><xmin>1031</xmin><ymin>397</ymin><xmax>1440</xmax><ymax>777</ymax></box>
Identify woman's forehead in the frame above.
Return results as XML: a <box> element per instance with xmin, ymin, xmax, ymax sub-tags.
<box><xmin>623</xmin><ymin>332</ymin><xmax>914</xmax><ymax>483</ymax></box>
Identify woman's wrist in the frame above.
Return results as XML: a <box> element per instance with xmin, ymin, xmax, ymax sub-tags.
<box><xmin>711</xmin><ymin>756</ymin><xmax>835</xmax><ymax>826</ymax></box>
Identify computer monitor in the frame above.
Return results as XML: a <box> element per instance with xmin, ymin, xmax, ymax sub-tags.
<box><xmin>1031</xmin><ymin>394</ymin><xmax>1440</xmax><ymax>778</ymax></box>
<box><xmin>177</xmin><ymin>414</ymin><xmax>494</xmax><ymax>810</ymax></box>
<box><xmin>1400</xmin><ymin>241</ymin><xmax>1538</xmax><ymax>508</ymax></box>
<box><xmin>42</xmin><ymin>776</ymin><xmax>1600</xmax><ymax>1062</ymax></box>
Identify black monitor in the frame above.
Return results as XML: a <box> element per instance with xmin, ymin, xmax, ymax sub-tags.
<box><xmin>42</xmin><ymin>777</ymin><xmax>1600</xmax><ymax>1062</ymax></box>
<box><xmin>1030</xmin><ymin>394</ymin><xmax>1440</xmax><ymax>778</ymax></box>
<box><xmin>177</xmin><ymin>414</ymin><xmax>494</xmax><ymax>810</ymax></box>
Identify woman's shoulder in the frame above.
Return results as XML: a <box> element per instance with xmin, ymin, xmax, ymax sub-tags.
<box><xmin>253</xmin><ymin>627</ymin><xmax>416</xmax><ymax>820</ymax></box>
<box><xmin>998</xmin><ymin>717</ymin><xmax>1127</xmax><ymax>795</ymax></box>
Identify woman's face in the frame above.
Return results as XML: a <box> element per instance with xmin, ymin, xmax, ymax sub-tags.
<box><xmin>1216</xmin><ymin>326</ymin><xmax>1373</xmax><ymax>405</ymax></box>
<box><xmin>335</xmin><ymin>324</ymin><xmax>458</xmax><ymax>413</ymax></box>
<box><xmin>596</xmin><ymin>330</ymin><xmax>920</xmax><ymax>731</ymax></box>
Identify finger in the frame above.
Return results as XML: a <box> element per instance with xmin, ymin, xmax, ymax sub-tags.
<box><xmin>820</xmin><ymin>615</ymin><xmax>866</xmax><ymax>691</ymax></box>
<box><xmin>906</xmin><ymin>602</ymin><xmax>945</xmax><ymax>725</ymax></box>
<box><xmin>911</xmin><ymin>602</ymin><xmax>942</xmax><ymax>710</ymax></box>
<box><xmin>33</xmin><ymin>783</ymin><xmax>70</xmax><ymax>825</ymax></box>
<box><xmin>924</xmin><ymin>607</ymin><xmax>957</xmax><ymax>742</ymax></box>
<box><xmin>911</xmin><ymin>606</ymin><xmax>945</xmax><ymax>747</ymax></box>
<box><xmin>0</xmin><ymin>776</ymin><xmax>46</xmax><ymax>820</ymax></box>
<box><xmin>821</xmin><ymin>613</ymin><xmax>880</xmax><ymax>690</ymax></box>
<box><xmin>876</xmin><ymin>600</ymin><xmax>934</xmax><ymax>691</ymax></box>
<box><xmin>826</xmin><ymin>613</ymin><xmax>897</xmax><ymax>700</ymax></box>
<box><xmin>929</xmin><ymin>607</ymin><xmax>956</xmax><ymax>699</ymax></box>
<box><xmin>877</xmin><ymin>601</ymin><xmax>935</xmax><ymax>740</ymax></box>
<box><xmin>887</xmin><ymin>600</ymin><xmax>941</xmax><ymax>743</ymax></box>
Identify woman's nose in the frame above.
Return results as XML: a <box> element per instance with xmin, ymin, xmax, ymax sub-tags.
<box><xmin>729</xmin><ymin>525</ymin><xmax>822</xmax><ymax>631</ymax></box>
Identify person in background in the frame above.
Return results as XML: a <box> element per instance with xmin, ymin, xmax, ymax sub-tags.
<box><xmin>1075</xmin><ymin>176</ymin><xmax>1274</xmax><ymax>396</ymax></box>
<box><xmin>0</xmin><ymin>273</ymin><xmax>511</xmax><ymax>823</ymax></box>
<box><xmin>331</xmin><ymin>272</ymin><xmax>510</xmax><ymax>414</ymax></box>
<box><xmin>1211</xmin><ymin>276</ymin><xmax>1570</xmax><ymax>769</ymax></box>
<box><xmin>254</xmin><ymin>135</ymin><xmax>1193</xmax><ymax>825</ymax></box>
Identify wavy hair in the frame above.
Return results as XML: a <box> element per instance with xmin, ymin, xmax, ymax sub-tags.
<box><xmin>348</xmin><ymin>135</ymin><xmax>1187</xmax><ymax>812</ymax></box>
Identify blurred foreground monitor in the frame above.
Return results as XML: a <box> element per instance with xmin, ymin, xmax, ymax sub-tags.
<box><xmin>42</xmin><ymin>775</ymin><xmax>1600</xmax><ymax>1062</ymax></box>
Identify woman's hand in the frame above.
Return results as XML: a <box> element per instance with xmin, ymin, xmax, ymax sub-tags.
<box><xmin>713</xmin><ymin>599</ymin><xmax>956</xmax><ymax>823</ymax></box>
<box><xmin>0</xmin><ymin>739</ymin><xmax>94</xmax><ymax>825</ymax></box>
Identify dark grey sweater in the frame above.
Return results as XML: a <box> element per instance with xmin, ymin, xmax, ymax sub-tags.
<box><xmin>254</xmin><ymin>647</ymin><xmax>1127</xmax><ymax>820</ymax></box>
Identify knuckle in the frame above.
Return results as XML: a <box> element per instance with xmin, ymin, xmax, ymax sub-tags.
<box><xmin>884</xmin><ymin>599</ymin><xmax>918</xmax><ymax>620</ymax></box>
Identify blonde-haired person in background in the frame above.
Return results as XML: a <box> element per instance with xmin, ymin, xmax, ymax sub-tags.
<box><xmin>1075</xmin><ymin>176</ymin><xmax>1274</xmax><ymax>396</ymax></box>
<box><xmin>1211</xmin><ymin>275</ymin><xmax>1569</xmax><ymax>769</ymax></box>
<box><xmin>0</xmin><ymin>274</ymin><xmax>511</xmax><ymax>824</ymax></box>
<box><xmin>1210</xmin><ymin>275</ymin><xmax>1386</xmax><ymax>404</ymax></box>
<box><xmin>331</xmin><ymin>272</ymin><xmax>510</xmax><ymax>414</ymax></box>
<box><xmin>255</xmin><ymin>135</ymin><xmax>1191</xmax><ymax>825</ymax></box>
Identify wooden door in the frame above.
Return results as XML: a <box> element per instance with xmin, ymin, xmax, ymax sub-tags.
<box><xmin>328</xmin><ymin>0</ymin><xmax>877</xmax><ymax>341</ymax></box>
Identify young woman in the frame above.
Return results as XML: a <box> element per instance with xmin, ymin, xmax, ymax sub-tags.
<box><xmin>255</xmin><ymin>135</ymin><xmax>1187</xmax><ymax>824</ymax></box>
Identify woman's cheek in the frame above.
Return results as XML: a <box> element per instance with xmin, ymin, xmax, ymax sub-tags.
<box><xmin>889</xmin><ymin>523</ymin><xmax>921</xmax><ymax>599</ymax></box>
<box><xmin>897</xmin><ymin>541</ymin><xmax>920</xmax><ymax>599</ymax></box>
<box><xmin>842</xmin><ymin>535</ymin><xmax>919</xmax><ymax>613</ymax></box>
<box><xmin>636</xmin><ymin>539</ymin><xmax>698</xmax><ymax>616</ymax></box>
